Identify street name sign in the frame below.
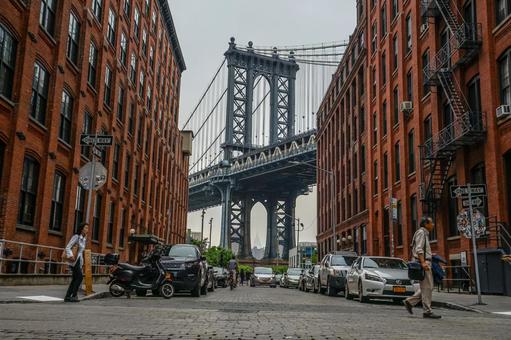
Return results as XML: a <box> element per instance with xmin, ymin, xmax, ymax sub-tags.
<box><xmin>80</xmin><ymin>134</ymin><xmax>113</xmax><ymax>146</ymax></box>
<box><xmin>462</xmin><ymin>197</ymin><xmax>484</xmax><ymax>208</ymax></box>
<box><xmin>450</xmin><ymin>184</ymin><xmax>487</xmax><ymax>198</ymax></box>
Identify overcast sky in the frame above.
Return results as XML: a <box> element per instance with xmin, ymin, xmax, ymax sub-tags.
<box><xmin>169</xmin><ymin>0</ymin><xmax>357</xmax><ymax>248</ymax></box>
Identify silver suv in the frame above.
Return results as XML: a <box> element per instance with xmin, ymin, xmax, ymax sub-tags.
<box><xmin>319</xmin><ymin>251</ymin><xmax>357</xmax><ymax>296</ymax></box>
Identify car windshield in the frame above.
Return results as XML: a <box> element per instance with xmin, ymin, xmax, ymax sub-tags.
<box><xmin>254</xmin><ymin>267</ymin><xmax>272</xmax><ymax>274</ymax></box>
<box><xmin>363</xmin><ymin>257</ymin><xmax>407</xmax><ymax>269</ymax></box>
<box><xmin>167</xmin><ymin>246</ymin><xmax>197</xmax><ymax>258</ymax></box>
<box><xmin>331</xmin><ymin>256</ymin><xmax>356</xmax><ymax>266</ymax></box>
<box><xmin>287</xmin><ymin>268</ymin><xmax>302</xmax><ymax>275</ymax></box>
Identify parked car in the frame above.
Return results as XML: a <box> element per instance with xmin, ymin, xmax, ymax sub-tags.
<box><xmin>304</xmin><ymin>265</ymin><xmax>321</xmax><ymax>293</ymax></box>
<box><xmin>250</xmin><ymin>267</ymin><xmax>277</xmax><ymax>287</ymax></box>
<box><xmin>160</xmin><ymin>244</ymin><xmax>208</xmax><ymax>297</ymax></box>
<box><xmin>213</xmin><ymin>267</ymin><xmax>228</xmax><ymax>288</ymax></box>
<box><xmin>281</xmin><ymin>268</ymin><xmax>303</xmax><ymax>288</ymax></box>
<box><xmin>345</xmin><ymin>256</ymin><xmax>415</xmax><ymax>303</ymax></box>
<box><xmin>319</xmin><ymin>251</ymin><xmax>357</xmax><ymax>296</ymax></box>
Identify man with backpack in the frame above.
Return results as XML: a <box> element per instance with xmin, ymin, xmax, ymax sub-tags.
<box><xmin>404</xmin><ymin>216</ymin><xmax>441</xmax><ymax>319</ymax></box>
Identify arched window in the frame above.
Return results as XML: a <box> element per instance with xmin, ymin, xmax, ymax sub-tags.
<box><xmin>18</xmin><ymin>156</ymin><xmax>40</xmax><ymax>226</ymax></box>
<box><xmin>49</xmin><ymin>172</ymin><xmax>66</xmax><ymax>231</ymax></box>
<box><xmin>0</xmin><ymin>24</ymin><xmax>17</xmax><ymax>99</ymax></box>
<box><xmin>499</xmin><ymin>49</ymin><xmax>511</xmax><ymax>106</ymax></box>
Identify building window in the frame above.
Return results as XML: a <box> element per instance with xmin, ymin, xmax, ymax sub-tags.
<box><xmin>142</xmin><ymin>171</ymin><xmax>147</xmax><ymax>202</ymax></box>
<box><xmin>137</xmin><ymin>115</ymin><xmax>143</xmax><ymax>146</ymax></box>
<box><xmin>49</xmin><ymin>172</ymin><xmax>65</xmax><ymax>231</ymax></box>
<box><xmin>381</xmin><ymin>52</ymin><xmax>387</xmax><ymax>85</ymax></box>
<box><xmin>371</xmin><ymin>22</ymin><xmax>377</xmax><ymax>53</ymax></box>
<box><xmin>117</xmin><ymin>86</ymin><xmax>125</xmax><ymax>121</ymax></box>
<box><xmin>142</xmin><ymin>29</ymin><xmax>148</xmax><ymax>56</ymax></box>
<box><xmin>120</xmin><ymin>32</ymin><xmax>127</xmax><ymax>66</ymax></box>
<box><xmin>497</xmin><ymin>0</ymin><xmax>511</xmax><ymax>25</ymax></box>
<box><xmin>382</xmin><ymin>100</ymin><xmax>388</xmax><ymax>136</ymax></box>
<box><xmin>381</xmin><ymin>4</ymin><xmax>387</xmax><ymax>37</ymax></box>
<box><xmin>88</xmin><ymin>41</ymin><xmax>98</xmax><ymax>88</ymax></box>
<box><xmin>145</xmin><ymin>127</ymin><xmax>150</xmax><ymax>155</ymax></box>
<box><xmin>123</xmin><ymin>0</ymin><xmax>131</xmax><ymax>17</ymax></box>
<box><xmin>139</xmin><ymin>71</ymin><xmax>145</xmax><ymax>98</ymax></box>
<box><xmin>470</xmin><ymin>163</ymin><xmax>488</xmax><ymax>217</ymax></box>
<box><xmin>360</xmin><ymin>107</ymin><xmax>365</xmax><ymax>134</ymax></box>
<box><xmin>394</xmin><ymin>142</ymin><xmax>401</xmax><ymax>182</ymax></box>
<box><xmin>107</xmin><ymin>9</ymin><xmax>116</xmax><ymax>46</ymax></box>
<box><xmin>410</xmin><ymin>194</ymin><xmax>418</xmax><ymax>233</ymax></box>
<box><xmin>422</xmin><ymin>50</ymin><xmax>430</xmax><ymax>96</ymax></box>
<box><xmin>119</xmin><ymin>208</ymin><xmax>127</xmax><ymax>247</ymax></box>
<box><xmin>383</xmin><ymin>152</ymin><xmax>389</xmax><ymax>189</ymax></box>
<box><xmin>392</xmin><ymin>35</ymin><xmax>398</xmax><ymax>71</ymax></box>
<box><xmin>134</xmin><ymin>163</ymin><xmax>140</xmax><ymax>196</ymax></box>
<box><xmin>0</xmin><ymin>142</ymin><xmax>4</xmax><ymax>183</ymax></box>
<box><xmin>146</xmin><ymin>86</ymin><xmax>152</xmax><ymax>111</ymax></box>
<box><xmin>392</xmin><ymin>86</ymin><xmax>399</xmax><ymax>126</ymax></box>
<box><xmin>30</xmin><ymin>62</ymin><xmax>50</xmax><ymax>125</ymax></box>
<box><xmin>361</xmin><ymin>184</ymin><xmax>366</xmax><ymax>211</ymax></box>
<box><xmin>107</xmin><ymin>202</ymin><xmax>115</xmax><ymax>244</ymax></box>
<box><xmin>92</xmin><ymin>0</ymin><xmax>103</xmax><ymax>22</ymax></box>
<box><xmin>468</xmin><ymin>75</ymin><xmax>481</xmax><ymax>112</ymax></box>
<box><xmin>39</xmin><ymin>0</ymin><xmax>57</xmax><ymax>36</ymax></box>
<box><xmin>130</xmin><ymin>53</ymin><xmax>136</xmax><ymax>83</ymax></box>
<box><xmin>499</xmin><ymin>50</ymin><xmax>511</xmax><ymax>105</ymax></box>
<box><xmin>372</xmin><ymin>111</ymin><xmax>377</xmax><ymax>145</ymax></box>
<box><xmin>0</xmin><ymin>25</ymin><xmax>17</xmax><ymax>100</ymax></box>
<box><xmin>145</xmin><ymin>0</ymin><xmax>150</xmax><ymax>15</ymax></box>
<box><xmin>59</xmin><ymin>90</ymin><xmax>73</xmax><ymax>144</ymax></box>
<box><xmin>360</xmin><ymin>144</ymin><xmax>366</xmax><ymax>173</ymax></box>
<box><xmin>134</xmin><ymin>7</ymin><xmax>140</xmax><ymax>39</ymax></box>
<box><xmin>374</xmin><ymin>160</ymin><xmax>378</xmax><ymax>195</ymax></box>
<box><xmin>406</xmin><ymin>14</ymin><xmax>412</xmax><ymax>53</ymax></box>
<box><xmin>128</xmin><ymin>103</ymin><xmax>135</xmax><ymax>135</ymax></box>
<box><xmin>371</xmin><ymin>66</ymin><xmax>376</xmax><ymax>98</ymax></box>
<box><xmin>124</xmin><ymin>153</ymin><xmax>131</xmax><ymax>189</ymax></box>
<box><xmin>152</xmin><ymin>10</ymin><xmax>157</xmax><ymax>33</ymax></box>
<box><xmin>361</xmin><ymin>224</ymin><xmax>367</xmax><ymax>255</ymax></box>
<box><xmin>149</xmin><ymin>47</ymin><xmax>154</xmax><ymax>68</ymax></box>
<box><xmin>74</xmin><ymin>185</ymin><xmax>86</xmax><ymax>233</ymax></box>
<box><xmin>424</xmin><ymin>115</ymin><xmax>432</xmax><ymax>142</ymax></box>
<box><xmin>92</xmin><ymin>194</ymin><xmax>102</xmax><ymax>241</ymax></box>
<box><xmin>408</xmin><ymin>130</ymin><xmax>415</xmax><ymax>174</ymax></box>
<box><xmin>112</xmin><ymin>143</ymin><xmax>120</xmax><ymax>180</ymax></box>
<box><xmin>104</xmin><ymin>65</ymin><xmax>112</xmax><ymax>106</ymax></box>
<box><xmin>391</xmin><ymin>0</ymin><xmax>398</xmax><ymax>19</ymax></box>
<box><xmin>18</xmin><ymin>156</ymin><xmax>39</xmax><ymax>226</ymax></box>
<box><xmin>406</xmin><ymin>70</ymin><xmax>413</xmax><ymax>101</ymax></box>
<box><xmin>67</xmin><ymin>13</ymin><xmax>80</xmax><ymax>65</ymax></box>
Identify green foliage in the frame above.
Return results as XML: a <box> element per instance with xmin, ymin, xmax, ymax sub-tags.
<box><xmin>190</xmin><ymin>239</ymin><xmax>208</xmax><ymax>253</ymax></box>
<box><xmin>311</xmin><ymin>249</ymin><xmax>318</xmax><ymax>264</ymax></box>
<box><xmin>238</xmin><ymin>264</ymin><xmax>253</xmax><ymax>273</ymax></box>
<box><xmin>272</xmin><ymin>265</ymin><xmax>288</xmax><ymax>274</ymax></box>
<box><xmin>202</xmin><ymin>246</ymin><xmax>234</xmax><ymax>267</ymax></box>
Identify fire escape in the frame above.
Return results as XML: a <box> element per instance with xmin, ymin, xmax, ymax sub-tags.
<box><xmin>419</xmin><ymin>0</ymin><xmax>485</xmax><ymax>216</ymax></box>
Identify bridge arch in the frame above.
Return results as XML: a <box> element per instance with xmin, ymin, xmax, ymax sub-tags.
<box><xmin>250</xmin><ymin>201</ymin><xmax>268</xmax><ymax>259</ymax></box>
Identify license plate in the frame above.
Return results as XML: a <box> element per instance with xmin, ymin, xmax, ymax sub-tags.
<box><xmin>393</xmin><ymin>286</ymin><xmax>406</xmax><ymax>293</ymax></box>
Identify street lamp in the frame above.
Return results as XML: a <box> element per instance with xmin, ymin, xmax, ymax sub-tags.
<box><xmin>290</xmin><ymin>160</ymin><xmax>337</xmax><ymax>254</ymax></box>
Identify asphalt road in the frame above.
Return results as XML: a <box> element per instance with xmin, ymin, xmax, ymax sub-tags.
<box><xmin>0</xmin><ymin>284</ymin><xmax>508</xmax><ymax>339</ymax></box>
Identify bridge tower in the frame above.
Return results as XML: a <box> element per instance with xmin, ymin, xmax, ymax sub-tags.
<box><xmin>218</xmin><ymin>38</ymin><xmax>300</xmax><ymax>259</ymax></box>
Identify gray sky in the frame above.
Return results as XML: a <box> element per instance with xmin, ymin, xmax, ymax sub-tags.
<box><xmin>169</xmin><ymin>0</ymin><xmax>357</xmax><ymax>248</ymax></box>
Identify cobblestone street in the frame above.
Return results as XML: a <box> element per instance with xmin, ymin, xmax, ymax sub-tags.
<box><xmin>0</xmin><ymin>285</ymin><xmax>508</xmax><ymax>339</ymax></box>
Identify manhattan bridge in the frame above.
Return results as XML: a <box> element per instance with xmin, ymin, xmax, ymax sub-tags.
<box><xmin>182</xmin><ymin>38</ymin><xmax>347</xmax><ymax>259</ymax></box>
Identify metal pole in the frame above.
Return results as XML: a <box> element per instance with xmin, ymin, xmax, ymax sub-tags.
<box><xmin>201</xmin><ymin>209</ymin><xmax>205</xmax><ymax>242</ymax></box>
<box><xmin>297</xmin><ymin>218</ymin><xmax>300</xmax><ymax>267</ymax></box>
<box><xmin>331</xmin><ymin>171</ymin><xmax>336</xmax><ymax>252</ymax></box>
<box><xmin>468</xmin><ymin>184</ymin><xmax>483</xmax><ymax>304</ymax></box>
<box><xmin>390</xmin><ymin>194</ymin><xmax>395</xmax><ymax>257</ymax></box>
<box><xmin>85</xmin><ymin>133</ymin><xmax>97</xmax><ymax>224</ymax></box>
<box><xmin>209</xmin><ymin>218</ymin><xmax>213</xmax><ymax>248</ymax></box>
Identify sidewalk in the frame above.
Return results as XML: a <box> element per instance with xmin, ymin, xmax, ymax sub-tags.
<box><xmin>0</xmin><ymin>284</ymin><xmax>109</xmax><ymax>303</ymax></box>
<box><xmin>433</xmin><ymin>291</ymin><xmax>511</xmax><ymax>315</ymax></box>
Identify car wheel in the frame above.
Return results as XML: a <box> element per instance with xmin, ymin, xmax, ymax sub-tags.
<box><xmin>327</xmin><ymin>277</ymin><xmax>337</xmax><ymax>297</ymax></box>
<box><xmin>345</xmin><ymin>284</ymin><xmax>353</xmax><ymax>300</ymax></box>
<box><xmin>358</xmin><ymin>281</ymin><xmax>368</xmax><ymax>303</ymax></box>
<box><xmin>191</xmin><ymin>279</ymin><xmax>201</xmax><ymax>297</ymax></box>
<box><xmin>201</xmin><ymin>281</ymin><xmax>208</xmax><ymax>295</ymax></box>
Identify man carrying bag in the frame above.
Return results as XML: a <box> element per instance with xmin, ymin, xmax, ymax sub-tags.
<box><xmin>404</xmin><ymin>216</ymin><xmax>441</xmax><ymax>319</ymax></box>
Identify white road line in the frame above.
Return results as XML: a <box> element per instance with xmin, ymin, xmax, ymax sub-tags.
<box><xmin>17</xmin><ymin>295</ymin><xmax>63</xmax><ymax>302</ymax></box>
<box><xmin>494</xmin><ymin>311</ymin><xmax>511</xmax><ymax>316</ymax></box>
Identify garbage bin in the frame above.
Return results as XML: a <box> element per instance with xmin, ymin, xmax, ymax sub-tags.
<box><xmin>477</xmin><ymin>249</ymin><xmax>505</xmax><ymax>294</ymax></box>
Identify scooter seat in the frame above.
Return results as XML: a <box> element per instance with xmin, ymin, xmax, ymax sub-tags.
<box><xmin>118</xmin><ymin>263</ymin><xmax>147</xmax><ymax>272</ymax></box>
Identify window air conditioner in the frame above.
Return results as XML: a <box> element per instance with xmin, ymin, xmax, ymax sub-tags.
<box><xmin>496</xmin><ymin>105</ymin><xmax>511</xmax><ymax>119</ymax></box>
<box><xmin>401</xmin><ymin>101</ymin><xmax>413</xmax><ymax>113</ymax></box>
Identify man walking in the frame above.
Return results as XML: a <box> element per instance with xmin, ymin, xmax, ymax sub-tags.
<box><xmin>404</xmin><ymin>216</ymin><xmax>441</xmax><ymax>319</ymax></box>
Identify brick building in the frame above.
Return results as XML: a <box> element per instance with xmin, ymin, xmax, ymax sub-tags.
<box><xmin>317</xmin><ymin>0</ymin><xmax>511</xmax><ymax>267</ymax></box>
<box><xmin>0</xmin><ymin>0</ymin><xmax>190</xmax><ymax>269</ymax></box>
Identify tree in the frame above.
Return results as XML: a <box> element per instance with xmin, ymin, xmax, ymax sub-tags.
<box><xmin>190</xmin><ymin>239</ymin><xmax>208</xmax><ymax>253</ymax></box>
<box><xmin>202</xmin><ymin>246</ymin><xmax>234</xmax><ymax>267</ymax></box>
<box><xmin>311</xmin><ymin>249</ymin><xmax>318</xmax><ymax>264</ymax></box>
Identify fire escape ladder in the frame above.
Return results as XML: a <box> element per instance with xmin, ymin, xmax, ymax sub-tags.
<box><xmin>434</xmin><ymin>0</ymin><xmax>467</xmax><ymax>44</ymax></box>
<box><xmin>437</xmin><ymin>69</ymin><xmax>469</xmax><ymax>120</ymax></box>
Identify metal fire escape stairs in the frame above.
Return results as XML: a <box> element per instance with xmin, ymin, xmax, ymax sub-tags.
<box><xmin>419</xmin><ymin>0</ymin><xmax>485</xmax><ymax>216</ymax></box>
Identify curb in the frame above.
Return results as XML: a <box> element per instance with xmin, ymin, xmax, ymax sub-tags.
<box><xmin>80</xmin><ymin>291</ymin><xmax>111</xmax><ymax>301</ymax></box>
<box><xmin>432</xmin><ymin>300</ymin><xmax>484</xmax><ymax>313</ymax></box>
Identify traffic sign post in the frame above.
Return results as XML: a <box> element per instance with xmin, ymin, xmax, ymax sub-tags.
<box><xmin>467</xmin><ymin>184</ymin><xmax>483</xmax><ymax>305</ymax></box>
<box><xmin>461</xmin><ymin>197</ymin><xmax>484</xmax><ymax>209</ymax></box>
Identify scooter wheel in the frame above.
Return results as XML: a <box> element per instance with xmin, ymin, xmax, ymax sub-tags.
<box><xmin>160</xmin><ymin>282</ymin><xmax>174</xmax><ymax>299</ymax></box>
<box><xmin>109</xmin><ymin>280</ymin><xmax>124</xmax><ymax>298</ymax></box>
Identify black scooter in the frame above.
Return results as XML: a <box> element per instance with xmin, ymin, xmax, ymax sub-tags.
<box><xmin>107</xmin><ymin>247</ymin><xmax>174</xmax><ymax>299</ymax></box>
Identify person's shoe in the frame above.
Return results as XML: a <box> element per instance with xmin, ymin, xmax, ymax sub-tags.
<box><xmin>403</xmin><ymin>300</ymin><xmax>413</xmax><ymax>315</ymax></box>
<box><xmin>64</xmin><ymin>297</ymin><xmax>72</xmax><ymax>302</ymax></box>
<box><xmin>423</xmin><ymin>312</ymin><xmax>441</xmax><ymax>319</ymax></box>
<box><xmin>69</xmin><ymin>297</ymin><xmax>80</xmax><ymax>302</ymax></box>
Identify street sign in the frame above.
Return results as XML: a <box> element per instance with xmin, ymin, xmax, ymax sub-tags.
<box><xmin>92</xmin><ymin>146</ymin><xmax>102</xmax><ymax>158</ymax></box>
<box><xmin>450</xmin><ymin>184</ymin><xmax>487</xmax><ymax>198</ymax></box>
<box><xmin>78</xmin><ymin>161</ymin><xmax>108</xmax><ymax>190</ymax></box>
<box><xmin>462</xmin><ymin>197</ymin><xmax>484</xmax><ymax>209</ymax></box>
<box><xmin>391</xmin><ymin>198</ymin><xmax>398</xmax><ymax>222</ymax></box>
<box><xmin>80</xmin><ymin>134</ymin><xmax>113</xmax><ymax>146</ymax></box>
<box><xmin>456</xmin><ymin>208</ymin><xmax>486</xmax><ymax>239</ymax></box>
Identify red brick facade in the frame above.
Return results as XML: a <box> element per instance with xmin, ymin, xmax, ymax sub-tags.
<box><xmin>317</xmin><ymin>0</ymin><xmax>511</xmax><ymax>266</ymax></box>
<box><xmin>0</xmin><ymin>0</ymin><xmax>189</xmax><ymax>263</ymax></box>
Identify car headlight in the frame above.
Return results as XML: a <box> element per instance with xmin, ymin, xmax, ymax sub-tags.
<box><xmin>365</xmin><ymin>273</ymin><xmax>385</xmax><ymax>282</ymax></box>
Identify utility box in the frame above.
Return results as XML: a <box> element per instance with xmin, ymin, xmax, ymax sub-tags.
<box><xmin>180</xmin><ymin>130</ymin><xmax>193</xmax><ymax>156</ymax></box>
<box><xmin>477</xmin><ymin>249</ymin><xmax>506</xmax><ymax>295</ymax></box>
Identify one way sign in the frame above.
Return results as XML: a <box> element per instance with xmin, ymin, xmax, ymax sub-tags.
<box><xmin>462</xmin><ymin>197</ymin><xmax>484</xmax><ymax>208</ymax></box>
<box><xmin>80</xmin><ymin>134</ymin><xmax>113</xmax><ymax>146</ymax></box>
<box><xmin>450</xmin><ymin>184</ymin><xmax>487</xmax><ymax>198</ymax></box>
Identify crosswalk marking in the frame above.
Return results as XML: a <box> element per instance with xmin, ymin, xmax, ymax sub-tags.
<box><xmin>18</xmin><ymin>295</ymin><xmax>63</xmax><ymax>302</ymax></box>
